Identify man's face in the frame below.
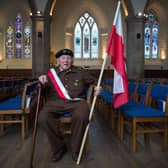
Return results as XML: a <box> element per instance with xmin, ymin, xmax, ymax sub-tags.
<box><xmin>57</xmin><ymin>55</ymin><xmax>73</xmax><ymax>71</ymax></box>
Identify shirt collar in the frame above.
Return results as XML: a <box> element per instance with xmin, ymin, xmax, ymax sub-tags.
<box><xmin>56</xmin><ymin>66</ymin><xmax>75</xmax><ymax>74</ymax></box>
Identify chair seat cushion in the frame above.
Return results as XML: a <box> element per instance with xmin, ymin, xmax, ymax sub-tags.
<box><xmin>120</xmin><ymin>100</ymin><xmax>141</xmax><ymax>110</ymax></box>
<box><xmin>100</xmin><ymin>90</ymin><xmax>113</xmax><ymax>103</ymax></box>
<box><xmin>120</xmin><ymin>101</ymin><xmax>165</xmax><ymax>117</ymax></box>
<box><xmin>62</xmin><ymin>113</ymin><xmax>72</xmax><ymax>117</ymax></box>
<box><xmin>0</xmin><ymin>95</ymin><xmax>22</xmax><ymax>110</ymax></box>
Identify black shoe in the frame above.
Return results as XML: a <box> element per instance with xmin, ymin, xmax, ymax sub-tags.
<box><xmin>72</xmin><ymin>152</ymin><xmax>78</xmax><ymax>162</ymax></box>
<box><xmin>52</xmin><ymin>146</ymin><xmax>67</xmax><ymax>162</ymax></box>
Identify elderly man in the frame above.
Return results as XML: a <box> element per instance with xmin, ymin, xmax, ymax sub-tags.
<box><xmin>38</xmin><ymin>48</ymin><xmax>101</xmax><ymax>162</ymax></box>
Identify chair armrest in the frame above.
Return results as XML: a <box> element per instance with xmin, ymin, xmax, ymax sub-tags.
<box><xmin>21</xmin><ymin>80</ymin><xmax>39</xmax><ymax>109</ymax></box>
<box><xmin>86</xmin><ymin>84</ymin><xmax>95</xmax><ymax>105</ymax></box>
<box><xmin>165</xmin><ymin>95</ymin><xmax>168</xmax><ymax>116</ymax></box>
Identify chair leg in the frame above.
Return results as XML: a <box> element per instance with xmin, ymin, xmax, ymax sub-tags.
<box><xmin>84</xmin><ymin>135</ymin><xmax>90</xmax><ymax>154</ymax></box>
<box><xmin>111</xmin><ymin>107</ymin><xmax>115</xmax><ymax>130</ymax></box>
<box><xmin>163</xmin><ymin>118</ymin><xmax>168</xmax><ymax>151</ymax></box>
<box><xmin>24</xmin><ymin>116</ymin><xmax>29</xmax><ymax>138</ymax></box>
<box><xmin>117</xmin><ymin>111</ymin><xmax>121</xmax><ymax>139</ymax></box>
<box><xmin>105</xmin><ymin>102</ymin><xmax>109</xmax><ymax>121</ymax></box>
<box><xmin>132</xmin><ymin>118</ymin><xmax>136</xmax><ymax>153</ymax></box>
<box><xmin>102</xmin><ymin>100</ymin><xmax>107</xmax><ymax>120</ymax></box>
<box><xmin>119</xmin><ymin>113</ymin><xmax>124</xmax><ymax>141</ymax></box>
<box><xmin>0</xmin><ymin>115</ymin><xmax>5</xmax><ymax>133</ymax></box>
<box><xmin>0</xmin><ymin>123</ymin><xmax>5</xmax><ymax>133</ymax></box>
<box><xmin>21</xmin><ymin>115</ymin><xmax>26</xmax><ymax>140</ymax></box>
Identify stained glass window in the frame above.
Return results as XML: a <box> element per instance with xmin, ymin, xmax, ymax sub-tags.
<box><xmin>5</xmin><ymin>13</ymin><xmax>32</xmax><ymax>59</ymax></box>
<box><xmin>74</xmin><ymin>12</ymin><xmax>99</xmax><ymax>59</ymax></box>
<box><xmin>15</xmin><ymin>13</ymin><xmax>23</xmax><ymax>58</ymax></box>
<box><xmin>6</xmin><ymin>23</ymin><xmax>14</xmax><ymax>59</ymax></box>
<box><xmin>24</xmin><ymin>22</ymin><xmax>31</xmax><ymax>58</ymax></box>
<box><xmin>144</xmin><ymin>12</ymin><xmax>158</xmax><ymax>59</ymax></box>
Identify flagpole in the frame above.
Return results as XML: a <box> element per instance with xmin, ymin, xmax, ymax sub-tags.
<box><xmin>76</xmin><ymin>1</ymin><xmax>121</xmax><ymax>165</ymax></box>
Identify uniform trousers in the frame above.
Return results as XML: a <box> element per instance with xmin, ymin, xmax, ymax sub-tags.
<box><xmin>38</xmin><ymin>99</ymin><xmax>90</xmax><ymax>155</ymax></box>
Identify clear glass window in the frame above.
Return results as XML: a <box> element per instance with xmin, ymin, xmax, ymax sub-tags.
<box><xmin>74</xmin><ymin>12</ymin><xmax>99</xmax><ymax>59</ymax></box>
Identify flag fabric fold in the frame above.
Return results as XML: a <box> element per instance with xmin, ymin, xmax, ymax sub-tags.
<box><xmin>106</xmin><ymin>2</ymin><xmax>129</xmax><ymax>108</ymax></box>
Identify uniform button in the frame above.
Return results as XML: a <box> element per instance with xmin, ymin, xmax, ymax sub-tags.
<box><xmin>65</xmin><ymin>78</ymin><xmax>67</xmax><ymax>81</ymax></box>
<box><xmin>65</xmin><ymin>85</ymin><xmax>68</xmax><ymax>88</ymax></box>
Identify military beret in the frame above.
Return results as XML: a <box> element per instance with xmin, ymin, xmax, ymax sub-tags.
<box><xmin>55</xmin><ymin>48</ymin><xmax>74</xmax><ymax>58</ymax></box>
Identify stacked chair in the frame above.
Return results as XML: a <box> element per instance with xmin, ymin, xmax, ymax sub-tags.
<box><xmin>59</xmin><ymin>84</ymin><xmax>95</xmax><ymax>134</ymax></box>
<box><xmin>118</xmin><ymin>83</ymin><xmax>168</xmax><ymax>153</ymax></box>
<box><xmin>99</xmin><ymin>77</ymin><xmax>168</xmax><ymax>153</ymax></box>
<box><xmin>98</xmin><ymin>79</ymin><xmax>114</xmax><ymax>128</ymax></box>
<box><xmin>57</xmin><ymin>84</ymin><xmax>95</xmax><ymax>153</ymax></box>
<box><xmin>0</xmin><ymin>80</ymin><xmax>39</xmax><ymax>140</ymax></box>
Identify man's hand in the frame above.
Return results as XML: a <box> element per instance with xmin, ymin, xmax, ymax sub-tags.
<box><xmin>94</xmin><ymin>86</ymin><xmax>102</xmax><ymax>96</ymax></box>
<box><xmin>39</xmin><ymin>75</ymin><xmax>48</xmax><ymax>85</ymax></box>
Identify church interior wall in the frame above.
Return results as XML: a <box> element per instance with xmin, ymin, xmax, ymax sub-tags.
<box><xmin>144</xmin><ymin>0</ymin><xmax>168</xmax><ymax>70</ymax></box>
<box><xmin>0</xmin><ymin>0</ymin><xmax>168</xmax><ymax>78</ymax></box>
<box><xmin>50</xmin><ymin>0</ymin><xmax>116</xmax><ymax>69</ymax></box>
<box><xmin>0</xmin><ymin>0</ymin><xmax>32</xmax><ymax>69</ymax></box>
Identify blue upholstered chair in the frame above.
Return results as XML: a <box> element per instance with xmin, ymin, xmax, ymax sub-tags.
<box><xmin>55</xmin><ymin>84</ymin><xmax>95</xmax><ymax>153</ymax></box>
<box><xmin>0</xmin><ymin>81</ymin><xmax>38</xmax><ymax>140</ymax></box>
<box><xmin>119</xmin><ymin>84</ymin><xmax>168</xmax><ymax>153</ymax></box>
<box><xmin>59</xmin><ymin>85</ymin><xmax>94</xmax><ymax>125</ymax></box>
<box><xmin>59</xmin><ymin>84</ymin><xmax>95</xmax><ymax>133</ymax></box>
<box><xmin>98</xmin><ymin>79</ymin><xmax>114</xmax><ymax>128</ymax></box>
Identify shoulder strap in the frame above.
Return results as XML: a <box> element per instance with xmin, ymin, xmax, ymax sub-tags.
<box><xmin>47</xmin><ymin>68</ymin><xmax>71</xmax><ymax>100</ymax></box>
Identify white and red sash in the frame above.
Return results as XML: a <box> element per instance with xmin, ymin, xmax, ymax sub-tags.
<box><xmin>48</xmin><ymin>68</ymin><xmax>81</xmax><ymax>101</ymax></box>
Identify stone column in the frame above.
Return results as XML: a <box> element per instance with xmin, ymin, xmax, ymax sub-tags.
<box><xmin>126</xmin><ymin>16</ymin><xmax>145</xmax><ymax>79</ymax></box>
<box><xmin>31</xmin><ymin>15</ymin><xmax>51</xmax><ymax>78</ymax></box>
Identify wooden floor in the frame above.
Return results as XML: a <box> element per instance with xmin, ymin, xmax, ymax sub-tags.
<box><xmin>1</xmin><ymin>113</ymin><xmax>168</xmax><ymax>168</ymax></box>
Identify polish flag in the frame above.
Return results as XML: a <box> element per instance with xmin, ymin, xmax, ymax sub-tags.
<box><xmin>106</xmin><ymin>1</ymin><xmax>129</xmax><ymax>108</ymax></box>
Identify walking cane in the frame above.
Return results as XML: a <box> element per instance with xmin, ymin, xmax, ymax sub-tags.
<box><xmin>29</xmin><ymin>83</ymin><xmax>42</xmax><ymax>168</ymax></box>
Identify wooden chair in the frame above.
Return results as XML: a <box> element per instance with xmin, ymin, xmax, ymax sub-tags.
<box><xmin>119</xmin><ymin>84</ymin><xmax>168</xmax><ymax>153</ymax></box>
<box><xmin>60</xmin><ymin>84</ymin><xmax>95</xmax><ymax>133</ymax></box>
<box><xmin>97</xmin><ymin>79</ymin><xmax>113</xmax><ymax>127</ymax></box>
<box><xmin>117</xmin><ymin>82</ymin><xmax>138</xmax><ymax>138</ymax></box>
<box><xmin>0</xmin><ymin>81</ymin><xmax>39</xmax><ymax>140</ymax></box>
<box><xmin>59</xmin><ymin>84</ymin><xmax>95</xmax><ymax>152</ymax></box>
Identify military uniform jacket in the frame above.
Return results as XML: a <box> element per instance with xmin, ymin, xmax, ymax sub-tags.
<box><xmin>46</xmin><ymin>66</ymin><xmax>97</xmax><ymax>101</ymax></box>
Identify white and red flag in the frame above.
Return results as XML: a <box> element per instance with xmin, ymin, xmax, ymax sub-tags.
<box><xmin>106</xmin><ymin>1</ymin><xmax>129</xmax><ymax>108</ymax></box>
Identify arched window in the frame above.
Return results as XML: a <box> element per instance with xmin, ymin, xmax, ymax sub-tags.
<box><xmin>5</xmin><ymin>13</ymin><xmax>32</xmax><ymax>59</ymax></box>
<box><xmin>23</xmin><ymin>22</ymin><xmax>31</xmax><ymax>59</ymax></box>
<box><xmin>144</xmin><ymin>12</ymin><xmax>158</xmax><ymax>59</ymax></box>
<box><xmin>74</xmin><ymin>12</ymin><xmax>99</xmax><ymax>59</ymax></box>
<box><xmin>15</xmin><ymin>13</ymin><xmax>23</xmax><ymax>58</ymax></box>
<box><xmin>6</xmin><ymin>23</ymin><xmax>14</xmax><ymax>58</ymax></box>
